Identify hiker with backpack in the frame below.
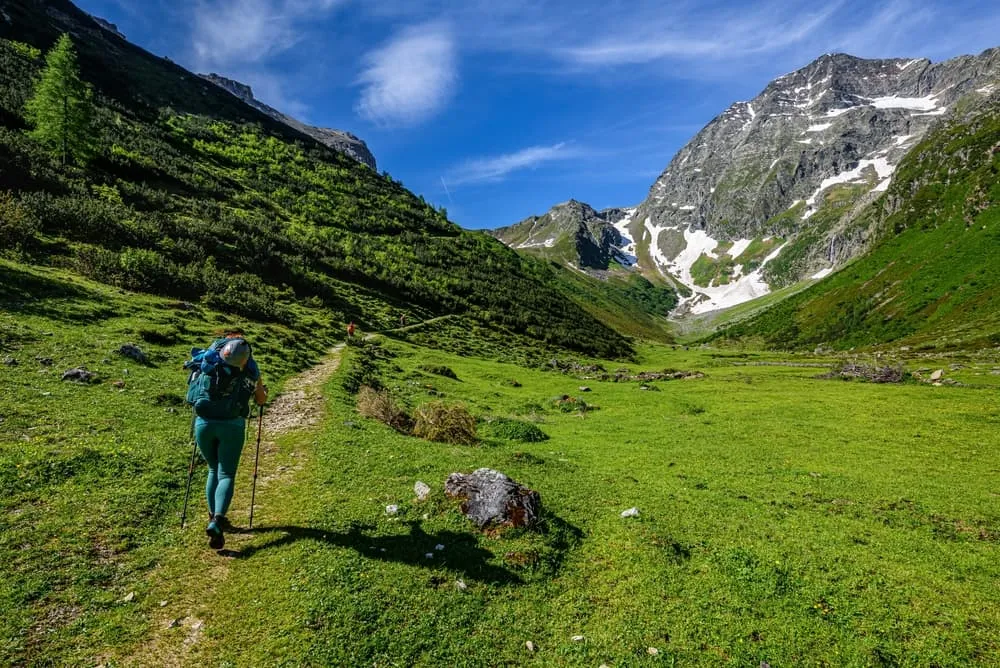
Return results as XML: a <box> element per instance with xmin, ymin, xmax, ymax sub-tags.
<box><xmin>184</xmin><ymin>333</ymin><xmax>267</xmax><ymax>549</ymax></box>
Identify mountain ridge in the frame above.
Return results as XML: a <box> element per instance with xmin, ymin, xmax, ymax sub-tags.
<box><xmin>494</xmin><ymin>47</ymin><xmax>1000</xmax><ymax>316</ymax></box>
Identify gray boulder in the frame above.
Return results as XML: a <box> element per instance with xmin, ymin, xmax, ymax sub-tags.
<box><xmin>117</xmin><ymin>344</ymin><xmax>149</xmax><ymax>365</ymax></box>
<box><xmin>62</xmin><ymin>368</ymin><xmax>97</xmax><ymax>384</ymax></box>
<box><xmin>445</xmin><ymin>468</ymin><xmax>541</xmax><ymax>529</ymax></box>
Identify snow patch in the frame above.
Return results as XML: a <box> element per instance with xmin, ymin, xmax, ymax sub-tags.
<box><xmin>977</xmin><ymin>84</ymin><xmax>997</xmax><ymax>94</ymax></box>
<box><xmin>869</xmin><ymin>95</ymin><xmax>938</xmax><ymax>111</ymax></box>
<box><xmin>727</xmin><ymin>239</ymin><xmax>752</xmax><ymax>258</ymax></box>
<box><xmin>894</xmin><ymin>134</ymin><xmax>915</xmax><ymax>146</ymax></box>
<box><xmin>517</xmin><ymin>237</ymin><xmax>557</xmax><ymax>249</ymax></box>
<box><xmin>811</xmin><ymin>267</ymin><xmax>833</xmax><ymax>279</ymax></box>
<box><xmin>611</xmin><ymin>208</ymin><xmax>639</xmax><ymax>267</ymax></box>
<box><xmin>896</xmin><ymin>59</ymin><xmax>920</xmax><ymax>70</ymax></box>
<box><xmin>805</xmin><ymin>158</ymin><xmax>895</xmax><ymax>210</ymax></box>
<box><xmin>687</xmin><ymin>242</ymin><xmax>788</xmax><ymax>314</ymax></box>
<box><xmin>679</xmin><ymin>205</ymin><xmax>696</xmax><ymax>211</ymax></box>
<box><xmin>795</xmin><ymin>139</ymin><xmax>813</xmax><ymax>145</ymax></box>
<box><xmin>806</xmin><ymin>122</ymin><xmax>832</xmax><ymax>132</ymax></box>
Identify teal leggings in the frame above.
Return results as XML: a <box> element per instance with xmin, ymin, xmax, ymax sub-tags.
<box><xmin>195</xmin><ymin>418</ymin><xmax>246</xmax><ymax>517</ymax></box>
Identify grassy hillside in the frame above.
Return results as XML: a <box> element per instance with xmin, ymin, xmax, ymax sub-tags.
<box><xmin>715</xmin><ymin>102</ymin><xmax>1000</xmax><ymax>350</ymax></box>
<box><xmin>0</xmin><ymin>0</ymin><xmax>630</xmax><ymax>360</ymax></box>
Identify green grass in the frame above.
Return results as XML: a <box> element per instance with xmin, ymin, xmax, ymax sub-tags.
<box><xmin>0</xmin><ymin>259</ymin><xmax>341</xmax><ymax>665</ymax></box>
<box><xmin>25</xmin><ymin>334</ymin><xmax>991</xmax><ymax>667</ymax></box>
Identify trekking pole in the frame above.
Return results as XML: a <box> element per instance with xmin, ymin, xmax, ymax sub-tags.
<box><xmin>248</xmin><ymin>405</ymin><xmax>265</xmax><ymax>529</ymax></box>
<box><xmin>180</xmin><ymin>413</ymin><xmax>198</xmax><ymax>528</ymax></box>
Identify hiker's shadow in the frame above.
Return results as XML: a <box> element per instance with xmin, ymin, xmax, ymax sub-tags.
<box><xmin>228</xmin><ymin>520</ymin><xmax>524</xmax><ymax>585</ymax></box>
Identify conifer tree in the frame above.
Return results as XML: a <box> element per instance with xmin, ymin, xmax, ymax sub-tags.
<box><xmin>25</xmin><ymin>34</ymin><xmax>96</xmax><ymax>165</ymax></box>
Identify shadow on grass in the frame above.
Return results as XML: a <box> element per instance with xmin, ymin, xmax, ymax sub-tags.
<box><xmin>0</xmin><ymin>263</ymin><xmax>121</xmax><ymax>324</ymax></box>
<box><xmin>229</xmin><ymin>520</ymin><xmax>525</xmax><ymax>585</ymax></box>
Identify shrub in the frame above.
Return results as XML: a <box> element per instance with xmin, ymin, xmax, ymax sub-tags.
<box><xmin>417</xmin><ymin>364</ymin><xmax>458</xmax><ymax>380</ymax></box>
<box><xmin>413</xmin><ymin>401</ymin><xmax>477</xmax><ymax>444</ymax></box>
<box><xmin>479</xmin><ymin>417</ymin><xmax>548</xmax><ymax>442</ymax></box>
<box><xmin>0</xmin><ymin>191</ymin><xmax>40</xmax><ymax>250</ymax></box>
<box><xmin>356</xmin><ymin>385</ymin><xmax>412</xmax><ymax>433</ymax></box>
<box><xmin>552</xmin><ymin>395</ymin><xmax>595</xmax><ymax>413</ymax></box>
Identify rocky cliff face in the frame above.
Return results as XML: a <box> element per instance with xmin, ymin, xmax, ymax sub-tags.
<box><xmin>200</xmin><ymin>73</ymin><xmax>376</xmax><ymax>170</ymax></box>
<box><xmin>498</xmin><ymin>48</ymin><xmax>1000</xmax><ymax>316</ymax></box>
<box><xmin>490</xmin><ymin>199</ymin><xmax>634</xmax><ymax>271</ymax></box>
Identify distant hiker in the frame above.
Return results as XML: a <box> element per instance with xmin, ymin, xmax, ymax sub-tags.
<box><xmin>184</xmin><ymin>334</ymin><xmax>268</xmax><ymax>549</ymax></box>
<box><xmin>400</xmin><ymin>313</ymin><xmax>407</xmax><ymax>327</ymax></box>
<box><xmin>347</xmin><ymin>321</ymin><xmax>356</xmax><ymax>338</ymax></box>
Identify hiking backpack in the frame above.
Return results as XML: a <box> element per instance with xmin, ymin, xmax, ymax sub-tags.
<box><xmin>184</xmin><ymin>343</ymin><xmax>256</xmax><ymax>420</ymax></box>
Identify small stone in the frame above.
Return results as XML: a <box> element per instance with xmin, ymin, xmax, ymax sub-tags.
<box><xmin>385</xmin><ymin>504</ymin><xmax>399</xmax><ymax>516</ymax></box>
<box><xmin>41</xmin><ymin>392</ymin><xmax>52</xmax><ymax>397</ymax></box>
<box><xmin>435</xmin><ymin>543</ymin><xmax>445</xmax><ymax>551</ymax></box>
<box><xmin>159</xmin><ymin>600</ymin><xmax>168</xmax><ymax>607</ymax></box>
<box><xmin>166</xmin><ymin>618</ymin><xmax>180</xmax><ymax>629</ymax></box>
<box><xmin>455</xmin><ymin>579</ymin><xmax>468</xmax><ymax>592</ymax></box>
<box><xmin>647</xmin><ymin>647</ymin><xmax>660</xmax><ymax>655</ymax></box>
<box><xmin>571</xmin><ymin>635</ymin><xmax>584</xmax><ymax>642</ymax></box>
<box><xmin>579</xmin><ymin>386</ymin><xmax>591</xmax><ymax>392</ymax></box>
<box><xmin>930</xmin><ymin>369</ymin><xmax>944</xmax><ymax>381</ymax></box>
<box><xmin>122</xmin><ymin>592</ymin><xmax>136</xmax><ymax>603</ymax></box>
<box><xmin>62</xmin><ymin>367</ymin><xmax>97</xmax><ymax>384</ymax></box>
<box><xmin>380</xmin><ymin>548</ymin><xmax>386</xmax><ymax>552</ymax></box>
<box><xmin>2</xmin><ymin>357</ymin><xmax>17</xmax><ymax>366</ymax></box>
<box><xmin>621</xmin><ymin>507</ymin><xmax>640</xmax><ymax>518</ymax></box>
<box><xmin>36</xmin><ymin>357</ymin><xmax>53</xmax><ymax>366</ymax></box>
<box><xmin>117</xmin><ymin>343</ymin><xmax>149</xmax><ymax>365</ymax></box>
<box><xmin>191</xmin><ymin>620</ymin><xmax>204</xmax><ymax>631</ymax></box>
<box><xmin>525</xmin><ymin>641</ymin><xmax>536</xmax><ymax>652</ymax></box>
<box><xmin>414</xmin><ymin>481</ymin><xmax>431</xmax><ymax>501</ymax></box>
<box><xmin>425</xmin><ymin>552</ymin><xmax>434</xmax><ymax>559</ymax></box>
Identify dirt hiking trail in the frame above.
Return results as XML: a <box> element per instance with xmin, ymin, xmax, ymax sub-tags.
<box><xmin>123</xmin><ymin>342</ymin><xmax>349</xmax><ymax>667</ymax></box>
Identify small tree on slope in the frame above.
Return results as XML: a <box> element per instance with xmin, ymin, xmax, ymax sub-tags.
<box><xmin>25</xmin><ymin>34</ymin><xmax>96</xmax><ymax>165</ymax></box>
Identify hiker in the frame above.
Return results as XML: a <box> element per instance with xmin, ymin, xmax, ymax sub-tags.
<box><xmin>399</xmin><ymin>313</ymin><xmax>406</xmax><ymax>327</ymax></box>
<box><xmin>347</xmin><ymin>321</ymin><xmax>356</xmax><ymax>338</ymax></box>
<box><xmin>184</xmin><ymin>334</ymin><xmax>267</xmax><ymax>549</ymax></box>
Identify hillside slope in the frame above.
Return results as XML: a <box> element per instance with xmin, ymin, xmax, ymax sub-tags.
<box><xmin>714</xmin><ymin>100</ymin><xmax>1000</xmax><ymax>350</ymax></box>
<box><xmin>0</xmin><ymin>0</ymin><xmax>630</xmax><ymax>360</ymax></box>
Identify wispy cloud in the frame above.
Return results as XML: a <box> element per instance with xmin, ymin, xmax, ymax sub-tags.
<box><xmin>191</xmin><ymin>0</ymin><xmax>344</xmax><ymax>69</ymax></box>
<box><xmin>355</xmin><ymin>22</ymin><xmax>456</xmax><ymax>127</ymax></box>
<box><xmin>559</xmin><ymin>2</ymin><xmax>842</xmax><ymax>66</ymax></box>
<box><xmin>449</xmin><ymin>143</ymin><xmax>579</xmax><ymax>185</ymax></box>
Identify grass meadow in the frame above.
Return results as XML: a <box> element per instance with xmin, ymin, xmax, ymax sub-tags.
<box><xmin>3</xmin><ymin>261</ymin><xmax>1000</xmax><ymax>666</ymax></box>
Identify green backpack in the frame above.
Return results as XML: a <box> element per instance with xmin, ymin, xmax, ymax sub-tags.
<box><xmin>184</xmin><ymin>347</ymin><xmax>255</xmax><ymax>420</ymax></box>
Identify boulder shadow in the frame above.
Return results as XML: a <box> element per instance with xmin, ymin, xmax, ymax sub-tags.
<box><xmin>230</xmin><ymin>520</ymin><xmax>524</xmax><ymax>585</ymax></box>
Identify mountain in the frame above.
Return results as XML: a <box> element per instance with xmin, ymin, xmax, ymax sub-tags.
<box><xmin>0</xmin><ymin>0</ymin><xmax>631</xmax><ymax>361</ymax></box>
<box><xmin>200</xmin><ymin>73</ymin><xmax>377</xmax><ymax>170</ymax></box>
<box><xmin>497</xmin><ymin>50</ymin><xmax>1000</xmax><ymax>317</ymax></box>
<box><xmin>713</xmin><ymin>98</ymin><xmax>1000</xmax><ymax>351</ymax></box>
<box><xmin>490</xmin><ymin>199</ymin><xmax>633</xmax><ymax>271</ymax></box>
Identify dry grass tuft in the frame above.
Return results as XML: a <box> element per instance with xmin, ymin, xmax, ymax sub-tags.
<box><xmin>357</xmin><ymin>385</ymin><xmax>413</xmax><ymax>433</ymax></box>
<box><xmin>413</xmin><ymin>401</ymin><xmax>477</xmax><ymax>444</ymax></box>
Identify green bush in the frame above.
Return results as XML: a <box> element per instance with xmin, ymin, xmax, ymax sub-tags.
<box><xmin>479</xmin><ymin>417</ymin><xmax>549</xmax><ymax>442</ymax></box>
<box><xmin>417</xmin><ymin>364</ymin><xmax>458</xmax><ymax>380</ymax></box>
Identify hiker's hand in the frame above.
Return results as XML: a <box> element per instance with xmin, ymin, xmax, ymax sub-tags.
<box><xmin>254</xmin><ymin>381</ymin><xmax>268</xmax><ymax>405</ymax></box>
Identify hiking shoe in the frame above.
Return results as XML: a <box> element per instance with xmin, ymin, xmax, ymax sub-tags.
<box><xmin>214</xmin><ymin>514</ymin><xmax>234</xmax><ymax>532</ymax></box>
<box><xmin>206</xmin><ymin>520</ymin><xmax>225</xmax><ymax>550</ymax></box>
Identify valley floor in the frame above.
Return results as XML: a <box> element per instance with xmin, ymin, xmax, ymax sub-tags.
<box><xmin>3</xmin><ymin>265</ymin><xmax>1000</xmax><ymax>666</ymax></box>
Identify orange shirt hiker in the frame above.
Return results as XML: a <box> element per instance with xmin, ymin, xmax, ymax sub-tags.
<box><xmin>347</xmin><ymin>321</ymin><xmax>356</xmax><ymax>337</ymax></box>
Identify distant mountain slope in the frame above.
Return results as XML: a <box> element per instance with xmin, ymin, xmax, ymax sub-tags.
<box><xmin>630</xmin><ymin>49</ymin><xmax>1000</xmax><ymax>314</ymax></box>
<box><xmin>499</xmin><ymin>50</ymin><xmax>1000</xmax><ymax>318</ymax></box>
<box><xmin>491</xmin><ymin>200</ymin><xmax>679</xmax><ymax>340</ymax></box>
<box><xmin>0</xmin><ymin>0</ymin><xmax>630</xmax><ymax>360</ymax></box>
<box><xmin>713</xmin><ymin>99</ymin><xmax>1000</xmax><ymax>350</ymax></box>
<box><xmin>200</xmin><ymin>73</ymin><xmax>376</xmax><ymax>170</ymax></box>
<box><xmin>490</xmin><ymin>199</ymin><xmax>633</xmax><ymax>270</ymax></box>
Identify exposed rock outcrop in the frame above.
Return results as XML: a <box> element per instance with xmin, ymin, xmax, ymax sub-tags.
<box><xmin>200</xmin><ymin>73</ymin><xmax>377</xmax><ymax>170</ymax></box>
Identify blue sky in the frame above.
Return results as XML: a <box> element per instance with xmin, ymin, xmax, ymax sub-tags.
<box><xmin>77</xmin><ymin>0</ymin><xmax>1000</xmax><ymax>230</ymax></box>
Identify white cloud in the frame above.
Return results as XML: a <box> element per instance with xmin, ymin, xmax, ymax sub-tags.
<box><xmin>355</xmin><ymin>22</ymin><xmax>456</xmax><ymax>126</ymax></box>
<box><xmin>191</xmin><ymin>0</ymin><xmax>344</xmax><ymax>69</ymax></box>
<box><xmin>449</xmin><ymin>143</ymin><xmax>578</xmax><ymax>185</ymax></box>
<box><xmin>558</xmin><ymin>2</ymin><xmax>842</xmax><ymax>66</ymax></box>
